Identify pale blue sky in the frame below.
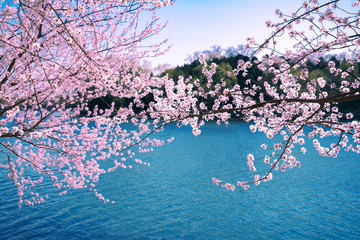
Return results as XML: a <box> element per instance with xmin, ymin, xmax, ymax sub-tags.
<box><xmin>1</xmin><ymin>0</ymin><xmax>355</xmax><ymax>68</ymax></box>
<box><xmin>147</xmin><ymin>0</ymin><xmax>304</xmax><ymax>67</ymax></box>
<box><xmin>147</xmin><ymin>0</ymin><xmax>356</xmax><ymax>67</ymax></box>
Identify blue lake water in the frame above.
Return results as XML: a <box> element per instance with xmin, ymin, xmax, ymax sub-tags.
<box><xmin>0</xmin><ymin>122</ymin><xmax>359</xmax><ymax>239</ymax></box>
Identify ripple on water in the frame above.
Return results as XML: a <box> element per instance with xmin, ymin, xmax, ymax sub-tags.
<box><xmin>0</xmin><ymin>122</ymin><xmax>359</xmax><ymax>239</ymax></box>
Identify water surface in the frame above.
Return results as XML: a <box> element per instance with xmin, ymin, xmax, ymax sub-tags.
<box><xmin>0</xmin><ymin>122</ymin><xmax>359</xmax><ymax>239</ymax></box>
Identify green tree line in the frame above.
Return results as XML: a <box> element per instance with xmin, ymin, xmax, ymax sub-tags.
<box><xmin>86</xmin><ymin>53</ymin><xmax>360</xmax><ymax>119</ymax></box>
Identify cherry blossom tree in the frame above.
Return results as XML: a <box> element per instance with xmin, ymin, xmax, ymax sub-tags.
<box><xmin>147</xmin><ymin>0</ymin><xmax>360</xmax><ymax>191</ymax></box>
<box><xmin>1</xmin><ymin>0</ymin><xmax>359</xmax><ymax>207</ymax></box>
<box><xmin>0</xmin><ymin>0</ymin><xmax>173</xmax><ymax>206</ymax></box>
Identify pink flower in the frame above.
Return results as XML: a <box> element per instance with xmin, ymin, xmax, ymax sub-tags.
<box><xmin>301</xmin><ymin>147</ymin><xmax>307</xmax><ymax>154</ymax></box>
<box><xmin>250</xmin><ymin>125</ymin><xmax>257</xmax><ymax>133</ymax></box>
<box><xmin>264</xmin><ymin>155</ymin><xmax>270</xmax><ymax>164</ymax></box>
<box><xmin>247</xmin><ymin>154</ymin><xmax>256</xmax><ymax>171</ymax></box>
<box><xmin>238</xmin><ymin>181</ymin><xmax>250</xmax><ymax>190</ymax></box>
<box><xmin>212</xmin><ymin>177</ymin><xmax>222</xmax><ymax>185</ymax></box>
<box><xmin>341</xmin><ymin>72</ymin><xmax>349</xmax><ymax>79</ymax></box>
<box><xmin>263</xmin><ymin>173</ymin><xmax>273</xmax><ymax>182</ymax></box>
<box><xmin>317</xmin><ymin>77</ymin><xmax>326</xmax><ymax>88</ymax></box>
<box><xmin>254</xmin><ymin>174</ymin><xmax>261</xmax><ymax>185</ymax></box>
<box><xmin>247</xmin><ymin>154</ymin><xmax>254</xmax><ymax>161</ymax></box>
<box><xmin>223</xmin><ymin>183</ymin><xmax>236</xmax><ymax>191</ymax></box>
<box><xmin>192</xmin><ymin>128</ymin><xmax>201</xmax><ymax>136</ymax></box>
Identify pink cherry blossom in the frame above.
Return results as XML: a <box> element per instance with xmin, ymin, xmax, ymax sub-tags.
<box><xmin>1</xmin><ymin>0</ymin><xmax>360</xmax><ymax>206</ymax></box>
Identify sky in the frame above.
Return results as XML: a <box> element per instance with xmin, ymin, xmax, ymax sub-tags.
<box><xmin>145</xmin><ymin>0</ymin><xmax>305</xmax><ymax>68</ymax></box>
<box><xmin>1</xmin><ymin>0</ymin><xmax>355</xmax><ymax>68</ymax></box>
<box><xmin>145</xmin><ymin>0</ymin><xmax>356</xmax><ymax>68</ymax></box>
